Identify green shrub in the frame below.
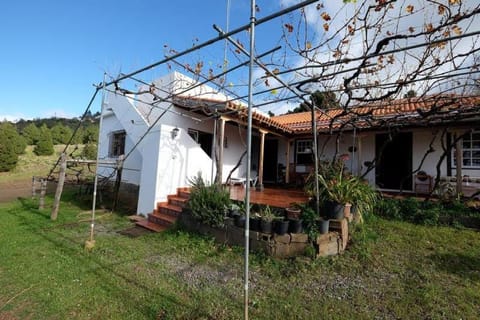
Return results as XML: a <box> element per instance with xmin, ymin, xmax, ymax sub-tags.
<box><xmin>34</xmin><ymin>125</ymin><xmax>54</xmax><ymax>156</ymax></box>
<box><xmin>0</xmin><ymin>138</ymin><xmax>17</xmax><ymax>171</ymax></box>
<box><xmin>374</xmin><ymin>197</ymin><xmax>479</xmax><ymax>227</ymax></box>
<box><xmin>81</xmin><ymin>143</ymin><xmax>97</xmax><ymax>159</ymax></box>
<box><xmin>187</xmin><ymin>174</ymin><xmax>231</xmax><ymax>228</ymax></box>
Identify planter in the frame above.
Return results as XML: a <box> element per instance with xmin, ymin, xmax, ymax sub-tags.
<box><xmin>260</xmin><ymin>220</ymin><xmax>273</xmax><ymax>234</ymax></box>
<box><xmin>288</xmin><ymin>219</ymin><xmax>303</xmax><ymax>234</ymax></box>
<box><xmin>343</xmin><ymin>203</ymin><xmax>352</xmax><ymax>219</ymax></box>
<box><xmin>274</xmin><ymin>219</ymin><xmax>290</xmax><ymax>235</ymax></box>
<box><xmin>229</xmin><ymin>208</ymin><xmax>240</xmax><ymax>218</ymax></box>
<box><xmin>318</xmin><ymin>219</ymin><xmax>330</xmax><ymax>234</ymax></box>
<box><xmin>325</xmin><ymin>201</ymin><xmax>344</xmax><ymax>220</ymax></box>
<box><xmin>250</xmin><ymin>217</ymin><xmax>261</xmax><ymax>232</ymax></box>
<box><xmin>285</xmin><ymin>207</ymin><xmax>302</xmax><ymax>220</ymax></box>
<box><xmin>234</xmin><ymin>215</ymin><xmax>246</xmax><ymax>228</ymax></box>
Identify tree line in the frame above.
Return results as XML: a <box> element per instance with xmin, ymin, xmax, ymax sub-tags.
<box><xmin>0</xmin><ymin>115</ymin><xmax>99</xmax><ymax>172</ymax></box>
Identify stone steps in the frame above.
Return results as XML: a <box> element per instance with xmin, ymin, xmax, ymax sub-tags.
<box><xmin>136</xmin><ymin>187</ymin><xmax>190</xmax><ymax>232</ymax></box>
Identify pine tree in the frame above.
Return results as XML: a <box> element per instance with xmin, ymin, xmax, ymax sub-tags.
<box><xmin>81</xmin><ymin>143</ymin><xmax>97</xmax><ymax>160</ymax></box>
<box><xmin>22</xmin><ymin>123</ymin><xmax>41</xmax><ymax>145</ymax></box>
<box><xmin>34</xmin><ymin>124</ymin><xmax>54</xmax><ymax>156</ymax></box>
<box><xmin>83</xmin><ymin>125</ymin><xmax>99</xmax><ymax>143</ymax></box>
<box><xmin>0</xmin><ymin>122</ymin><xmax>26</xmax><ymax>155</ymax></box>
<box><xmin>0</xmin><ymin>126</ymin><xmax>18</xmax><ymax>171</ymax></box>
<box><xmin>51</xmin><ymin>123</ymin><xmax>73</xmax><ymax>144</ymax></box>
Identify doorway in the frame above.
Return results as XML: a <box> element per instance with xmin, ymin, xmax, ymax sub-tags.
<box><xmin>375</xmin><ymin>132</ymin><xmax>413</xmax><ymax>190</ymax></box>
<box><xmin>263</xmin><ymin>139</ymin><xmax>278</xmax><ymax>183</ymax></box>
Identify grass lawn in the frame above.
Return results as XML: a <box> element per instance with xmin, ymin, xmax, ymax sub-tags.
<box><xmin>1</xmin><ymin>193</ymin><xmax>479</xmax><ymax>319</ymax></box>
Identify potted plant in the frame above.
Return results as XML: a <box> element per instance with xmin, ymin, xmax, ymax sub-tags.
<box><xmin>234</xmin><ymin>201</ymin><xmax>248</xmax><ymax>228</ymax></box>
<box><xmin>274</xmin><ymin>216</ymin><xmax>290</xmax><ymax>235</ymax></box>
<box><xmin>250</xmin><ymin>211</ymin><xmax>262</xmax><ymax>232</ymax></box>
<box><xmin>260</xmin><ymin>205</ymin><xmax>275</xmax><ymax>234</ymax></box>
<box><xmin>285</xmin><ymin>203</ymin><xmax>302</xmax><ymax>220</ymax></box>
<box><xmin>317</xmin><ymin>218</ymin><xmax>329</xmax><ymax>234</ymax></box>
<box><xmin>306</xmin><ymin>157</ymin><xmax>357</xmax><ymax>220</ymax></box>
<box><xmin>349</xmin><ymin>178</ymin><xmax>378</xmax><ymax>223</ymax></box>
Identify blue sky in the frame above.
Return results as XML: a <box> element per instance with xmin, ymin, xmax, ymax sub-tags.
<box><xmin>0</xmin><ymin>0</ymin><xmax>287</xmax><ymax>121</ymax></box>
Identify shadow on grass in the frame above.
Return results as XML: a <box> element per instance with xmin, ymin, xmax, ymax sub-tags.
<box><xmin>429</xmin><ymin>252</ymin><xmax>480</xmax><ymax>282</ymax></box>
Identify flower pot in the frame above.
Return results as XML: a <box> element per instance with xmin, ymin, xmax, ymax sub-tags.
<box><xmin>260</xmin><ymin>220</ymin><xmax>273</xmax><ymax>234</ymax></box>
<box><xmin>274</xmin><ymin>219</ymin><xmax>290</xmax><ymax>235</ymax></box>
<box><xmin>288</xmin><ymin>219</ymin><xmax>303</xmax><ymax>234</ymax></box>
<box><xmin>326</xmin><ymin>201</ymin><xmax>344</xmax><ymax>220</ymax></box>
<box><xmin>343</xmin><ymin>203</ymin><xmax>352</xmax><ymax>218</ymax></box>
<box><xmin>229</xmin><ymin>208</ymin><xmax>240</xmax><ymax>217</ymax></box>
<box><xmin>234</xmin><ymin>215</ymin><xmax>246</xmax><ymax>228</ymax></box>
<box><xmin>285</xmin><ymin>207</ymin><xmax>301</xmax><ymax>220</ymax></box>
<box><xmin>250</xmin><ymin>217</ymin><xmax>261</xmax><ymax>231</ymax></box>
<box><xmin>318</xmin><ymin>219</ymin><xmax>329</xmax><ymax>234</ymax></box>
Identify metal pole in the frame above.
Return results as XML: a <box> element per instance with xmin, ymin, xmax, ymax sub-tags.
<box><xmin>244</xmin><ymin>1</ymin><xmax>256</xmax><ymax>319</ymax></box>
<box><xmin>311</xmin><ymin>107</ymin><xmax>320</xmax><ymax>216</ymax></box>
<box><xmin>352</xmin><ymin>128</ymin><xmax>356</xmax><ymax>175</ymax></box>
<box><xmin>89</xmin><ymin>73</ymin><xmax>107</xmax><ymax>244</ymax></box>
<box><xmin>211</xmin><ymin>116</ymin><xmax>217</xmax><ymax>184</ymax></box>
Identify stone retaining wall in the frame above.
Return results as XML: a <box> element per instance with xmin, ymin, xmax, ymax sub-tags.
<box><xmin>178</xmin><ymin>213</ymin><xmax>349</xmax><ymax>258</ymax></box>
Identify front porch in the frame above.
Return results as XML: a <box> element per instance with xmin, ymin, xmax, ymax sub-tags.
<box><xmin>228</xmin><ymin>185</ymin><xmax>309</xmax><ymax>208</ymax></box>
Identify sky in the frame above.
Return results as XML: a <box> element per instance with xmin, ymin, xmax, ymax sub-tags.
<box><xmin>0</xmin><ymin>0</ymin><xmax>284</xmax><ymax>121</ymax></box>
<box><xmin>1</xmin><ymin>1</ymin><xmax>479</xmax><ymax>121</ymax></box>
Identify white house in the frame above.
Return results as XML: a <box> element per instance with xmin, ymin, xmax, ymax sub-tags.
<box><xmin>98</xmin><ymin>71</ymin><xmax>480</xmax><ymax>216</ymax></box>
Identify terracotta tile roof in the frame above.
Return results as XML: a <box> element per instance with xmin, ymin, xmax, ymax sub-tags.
<box><xmin>173</xmin><ymin>94</ymin><xmax>480</xmax><ymax>136</ymax></box>
<box><xmin>272</xmin><ymin>95</ymin><xmax>480</xmax><ymax>134</ymax></box>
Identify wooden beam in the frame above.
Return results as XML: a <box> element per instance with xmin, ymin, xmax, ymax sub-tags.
<box><xmin>285</xmin><ymin>139</ymin><xmax>291</xmax><ymax>184</ymax></box>
<box><xmin>257</xmin><ymin>130</ymin><xmax>267</xmax><ymax>190</ymax></box>
<box><xmin>221</xmin><ymin>115</ymin><xmax>287</xmax><ymax>138</ymax></box>
<box><xmin>455</xmin><ymin>133</ymin><xmax>463</xmax><ymax>195</ymax></box>
<box><xmin>38</xmin><ymin>179</ymin><xmax>47</xmax><ymax>210</ymax></box>
<box><xmin>216</xmin><ymin>118</ymin><xmax>226</xmax><ymax>184</ymax></box>
<box><xmin>51</xmin><ymin>153</ymin><xmax>66</xmax><ymax>220</ymax></box>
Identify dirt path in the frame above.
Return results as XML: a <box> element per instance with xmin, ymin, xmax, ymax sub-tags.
<box><xmin>0</xmin><ymin>179</ymin><xmax>33</xmax><ymax>203</ymax></box>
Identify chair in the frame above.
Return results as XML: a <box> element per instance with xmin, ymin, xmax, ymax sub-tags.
<box><xmin>229</xmin><ymin>171</ymin><xmax>258</xmax><ymax>187</ymax></box>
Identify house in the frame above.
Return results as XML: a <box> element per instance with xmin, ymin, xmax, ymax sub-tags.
<box><xmin>98</xmin><ymin>71</ymin><xmax>480</xmax><ymax>217</ymax></box>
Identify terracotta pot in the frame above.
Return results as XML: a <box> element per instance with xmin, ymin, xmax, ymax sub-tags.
<box><xmin>285</xmin><ymin>207</ymin><xmax>302</xmax><ymax>220</ymax></box>
<box><xmin>343</xmin><ymin>203</ymin><xmax>352</xmax><ymax>218</ymax></box>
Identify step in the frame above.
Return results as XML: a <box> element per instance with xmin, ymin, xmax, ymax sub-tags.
<box><xmin>177</xmin><ymin>188</ymin><xmax>191</xmax><ymax>199</ymax></box>
<box><xmin>136</xmin><ymin>220</ymin><xmax>168</xmax><ymax>233</ymax></box>
<box><xmin>157</xmin><ymin>203</ymin><xmax>183</xmax><ymax>217</ymax></box>
<box><xmin>148</xmin><ymin>212</ymin><xmax>177</xmax><ymax>227</ymax></box>
<box><xmin>168</xmin><ymin>195</ymin><xmax>189</xmax><ymax>208</ymax></box>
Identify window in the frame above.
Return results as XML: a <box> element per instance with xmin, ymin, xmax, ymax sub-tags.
<box><xmin>453</xmin><ymin>130</ymin><xmax>480</xmax><ymax>168</ymax></box>
<box><xmin>296</xmin><ymin>139</ymin><xmax>313</xmax><ymax>165</ymax></box>
<box><xmin>110</xmin><ymin>131</ymin><xmax>126</xmax><ymax>157</ymax></box>
<box><xmin>188</xmin><ymin>129</ymin><xmax>212</xmax><ymax>156</ymax></box>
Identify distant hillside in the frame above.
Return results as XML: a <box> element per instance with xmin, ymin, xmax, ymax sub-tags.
<box><xmin>14</xmin><ymin>111</ymin><xmax>100</xmax><ymax>132</ymax></box>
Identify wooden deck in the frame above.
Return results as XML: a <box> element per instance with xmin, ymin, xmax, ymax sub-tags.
<box><xmin>228</xmin><ymin>185</ymin><xmax>309</xmax><ymax>208</ymax></box>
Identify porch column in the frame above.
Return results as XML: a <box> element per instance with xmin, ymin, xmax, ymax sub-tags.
<box><xmin>217</xmin><ymin>117</ymin><xmax>226</xmax><ymax>184</ymax></box>
<box><xmin>257</xmin><ymin>129</ymin><xmax>267</xmax><ymax>191</ymax></box>
<box><xmin>356</xmin><ymin>135</ymin><xmax>364</xmax><ymax>177</ymax></box>
<box><xmin>455</xmin><ymin>132</ymin><xmax>463</xmax><ymax>195</ymax></box>
<box><xmin>285</xmin><ymin>139</ymin><xmax>291</xmax><ymax>184</ymax></box>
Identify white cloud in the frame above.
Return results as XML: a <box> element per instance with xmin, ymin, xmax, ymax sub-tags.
<box><xmin>40</xmin><ymin>109</ymin><xmax>77</xmax><ymax>119</ymax></box>
<box><xmin>0</xmin><ymin>113</ymin><xmax>31</xmax><ymax>122</ymax></box>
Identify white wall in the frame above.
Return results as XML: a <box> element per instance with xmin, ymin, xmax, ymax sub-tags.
<box><xmin>100</xmin><ymin>73</ymin><xmax>251</xmax><ymax>215</ymax></box>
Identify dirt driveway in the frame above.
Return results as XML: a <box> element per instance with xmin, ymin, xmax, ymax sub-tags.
<box><xmin>0</xmin><ymin>179</ymin><xmax>33</xmax><ymax>203</ymax></box>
